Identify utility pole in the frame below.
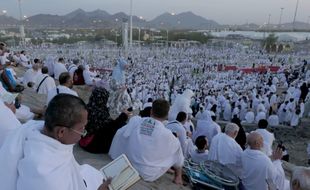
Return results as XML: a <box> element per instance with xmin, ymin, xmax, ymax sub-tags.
<box><xmin>293</xmin><ymin>0</ymin><xmax>300</xmax><ymax>31</ymax></box>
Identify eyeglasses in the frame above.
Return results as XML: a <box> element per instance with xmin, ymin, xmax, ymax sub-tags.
<box><xmin>70</xmin><ymin>128</ymin><xmax>88</xmax><ymax>137</ymax></box>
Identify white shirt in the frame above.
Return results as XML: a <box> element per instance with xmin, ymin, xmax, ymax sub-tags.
<box><xmin>46</xmin><ymin>85</ymin><xmax>78</xmax><ymax>105</ymax></box>
<box><xmin>242</xmin><ymin>149</ymin><xmax>289</xmax><ymax>190</ymax></box>
<box><xmin>34</xmin><ymin>74</ymin><xmax>56</xmax><ymax>95</ymax></box>
<box><xmin>0</xmin><ymin>99</ymin><xmax>21</xmax><ymax>147</ymax></box>
<box><xmin>245</xmin><ymin>111</ymin><xmax>255</xmax><ymax>123</ymax></box>
<box><xmin>22</xmin><ymin>69</ymin><xmax>42</xmax><ymax>85</ymax></box>
<box><xmin>53</xmin><ymin>62</ymin><xmax>67</xmax><ymax>80</ymax></box>
<box><xmin>0</xmin><ymin>121</ymin><xmax>103</xmax><ymax>190</ymax></box>
<box><xmin>255</xmin><ymin>128</ymin><xmax>275</xmax><ymax>156</ymax></box>
<box><xmin>20</xmin><ymin>54</ymin><xmax>31</xmax><ymax>68</ymax></box>
<box><xmin>109</xmin><ymin>116</ymin><xmax>184</xmax><ymax>182</ymax></box>
<box><xmin>268</xmin><ymin>115</ymin><xmax>279</xmax><ymax>126</ymax></box>
<box><xmin>190</xmin><ymin>149</ymin><xmax>209</xmax><ymax>163</ymax></box>
<box><xmin>166</xmin><ymin>120</ymin><xmax>187</xmax><ymax>156</ymax></box>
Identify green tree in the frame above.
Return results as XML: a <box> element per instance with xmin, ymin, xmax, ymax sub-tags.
<box><xmin>263</xmin><ymin>33</ymin><xmax>278</xmax><ymax>53</ymax></box>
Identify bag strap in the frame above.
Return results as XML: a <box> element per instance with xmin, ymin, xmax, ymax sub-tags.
<box><xmin>36</xmin><ymin>76</ymin><xmax>49</xmax><ymax>93</ymax></box>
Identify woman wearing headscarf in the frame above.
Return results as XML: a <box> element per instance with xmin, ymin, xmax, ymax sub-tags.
<box><xmin>79</xmin><ymin>87</ymin><xmax>129</xmax><ymax>153</ymax></box>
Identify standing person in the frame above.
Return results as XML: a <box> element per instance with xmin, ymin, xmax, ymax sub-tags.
<box><xmin>53</xmin><ymin>58</ymin><xmax>68</xmax><ymax>80</ymax></box>
<box><xmin>255</xmin><ymin>119</ymin><xmax>275</xmax><ymax>156</ymax></box>
<box><xmin>109</xmin><ymin>99</ymin><xmax>184</xmax><ymax>184</ymax></box>
<box><xmin>0</xmin><ymin>94</ymin><xmax>111</xmax><ymax>190</ymax></box>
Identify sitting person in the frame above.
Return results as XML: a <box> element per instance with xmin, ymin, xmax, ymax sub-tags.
<box><xmin>208</xmin><ymin>123</ymin><xmax>243</xmax><ymax>177</ymax></box>
<box><xmin>268</xmin><ymin>111</ymin><xmax>280</xmax><ymax>126</ymax></box>
<box><xmin>47</xmin><ymin>72</ymin><xmax>78</xmax><ymax>105</ymax></box>
<box><xmin>166</xmin><ymin>111</ymin><xmax>193</xmax><ymax>158</ymax></box>
<box><xmin>291</xmin><ymin>167</ymin><xmax>310</xmax><ymax>190</ymax></box>
<box><xmin>189</xmin><ymin>135</ymin><xmax>209</xmax><ymax>163</ymax></box>
<box><xmin>0</xmin><ymin>46</ymin><xmax>24</xmax><ymax>92</ymax></box>
<box><xmin>244</xmin><ymin>108</ymin><xmax>255</xmax><ymax>123</ymax></box>
<box><xmin>79</xmin><ymin>87</ymin><xmax>129</xmax><ymax>153</ymax></box>
<box><xmin>22</xmin><ymin>59</ymin><xmax>42</xmax><ymax>88</ymax></box>
<box><xmin>109</xmin><ymin>99</ymin><xmax>184</xmax><ymax>184</ymax></box>
<box><xmin>53</xmin><ymin>57</ymin><xmax>67</xmax><ymax>80</ymax></box>
<box><xmin>241</xmin><ymin>132</ymin><xmax>290</xmax><ymax>190</ymax></box>
<box><xmin>0</xmin><ymin>98</ymin><xmax>21</xmax><ymax>147</ymax></box>
<box><xmin>0</xmin><ymin>94</ymin><xmax>111</xmax><ymax>190</ymax></box>
<box><xmin>83</xmin><ymin>65</ymin><xmax>101</xmax><ymax>86</ymax></box>
<box><xmin>255</xmin><ymin>119</ymin><xmax>275</xmax><ymax>156</ymax></box>
<box><xmin>34</xmin><ymin>66</ymin><xmax>56</xmax><ymax>95</ymax></box>
<box><xmin>73</xmin><ymin>65</ymin><xmax>85</xmax><ymax>85</ymax></box>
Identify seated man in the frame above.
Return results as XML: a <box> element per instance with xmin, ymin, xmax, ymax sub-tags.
<box><xmin>291</xmin><ymin>167</ymin><xmax>310</xmax><ymax>190</ymax></box>
<box><xmin>0</xmin><ymin>98</ymin><xmax>21</xmax><ymax>147</ymax></box>
<box><xmin>22</xmin><ymin>58</ymin><xmax>42</xmax><ymax>87</ymax></box>
<box><xmin>241</xmin><ymin>132</ymin><xmax>290</xmax><ymax>190</ymax></box>
<box><xmin>244</xmin><ymin>108</ymin><xmax>255</xmax><ymax>123</ymax></box>
<box><xmin>53</xmin><ymin>57</ymin><xmax>68</xmax><ymax>80</ymax></box>
<box><xmin>47</xmin><ymin>72</ymin><xmax>78</xmax><ymax>105</ymax></box>
<box><xmin>268</xmin><ymin>111</ymin><xmax>280</xmax><ymax>126</ymax></box>
<box><xmin>255</xmin><ymin>119</ymin><xmax>275</xmax><ymax>156</ymax></box>
<box><xmin>208</xmin><ymin>123</ymin><xmax>243</xmax><ymax>177</ymax></box>
<box><xmin>0</xmin><ymin>94</ymin><xmax>110</xmax><ymax>190</ymax></box>
<box><xmin>166</xmin><ymin>111</ymin><xmax>189</xmax><ymax>157</ymax></box>
<box><xmin>35</xmin><ymin>66</ymin><xmax>56</xmax><ymax>95</ymax></box>
<box><xmin>192</xmin><ymin>110</ymin><xmax>221</xmax><ymax>144</ymax></box>
<box><xmin>0</xmin><ymin>82</ymin><xmax>34</xmax><ymax>123</ymax></box>
<box><xmin>189</xmin><ymin>135</ymin><xmax>209</xmax><ymax>163</ymax></box>
<box><xmin>109</xmin><ymin>99</ymin><xmax>184</xmax><ymax>184</ymax></box>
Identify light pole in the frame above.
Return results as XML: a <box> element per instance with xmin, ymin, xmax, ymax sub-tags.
<box><xmin>267</xmin><ymin>14</ymin><xmax>271</xmax><ymax>32</ymax></box>
<box><xmin>278</xmin><ymin>8</ymin><xmax>284</xmax><ymax>28</ymax></box>
<box><xmin>293</xmin><ymin>0</ymin><xmax>300</xmax><ymax>30</ymax></box>
<box><xmin>18</xmin><ymin>0</ymin><xmax>25</xmax><ymax>45</ymax></box>
<box><xmin>129</xmin><ymin>0</ymin><xmax>133</xmax><ymax>48</ymax></box>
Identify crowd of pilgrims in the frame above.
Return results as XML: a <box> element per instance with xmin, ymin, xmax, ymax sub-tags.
<box><xmin>1</xmin><ymin>41</ymin><xmax>310</xmax><ymax>190</ymax></box>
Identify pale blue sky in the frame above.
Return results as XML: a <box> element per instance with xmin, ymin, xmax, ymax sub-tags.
<box><xmin>1</xmin><ymin>0</ymin><xmax>310</xmax><ymax>25</ymax></box>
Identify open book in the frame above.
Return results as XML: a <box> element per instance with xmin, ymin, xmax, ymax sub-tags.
<box><xmin>100</xmin><ymin>154</ymin><xmax>140</xmax><ymax>190</ymax></box>
<box><xmin>0</xmin><ymin>92</ymin><xmax>18</xmax><ymax>104</ymax></box>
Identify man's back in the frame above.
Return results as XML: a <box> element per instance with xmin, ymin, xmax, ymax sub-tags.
<box><xmin>46</xmin><ymin>85</ymin><xmax>78</xmax><ymax>105</ymax></box>
<box><xmin>241</xmin><ymin>149</ymin><xmax>275</xmax><ymax>190</ymax></box>
<box><xmin>125</xmin><ymin>117</ymin><xmax>184</xmax><ymax>182</ymax></box>
<box><xmin>54</xmin><ymin>62</ymin><xmax>67</xmax><ymax>80</ymax></box>
<box><xmin>35</xmin><ymin>74</ymin><xmax>56</xmax><ymax>95</ymax></box>
<box><xmin>255</xmin><ymin>128</ymin><xmax>275</xmax><ymax>156</ymax></box>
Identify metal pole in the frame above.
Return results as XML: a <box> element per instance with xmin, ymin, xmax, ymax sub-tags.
<box><xmin>267</xmin><ymin>14</ymin><xmax>271</xmax><ymax>33</ymax></box>
<box><xmin>278</xmin><ymin>8</ymin><xmax>284</xmax><ymax>27</ymax></box>
<box><xmin>18</xmin><ymin>0</ymin><xmax>25</xmax><ymax>45</ymax></box>
<box><xmin>129</xmin><ymin>0</ymin><xmax>133</xmax><ymax>48</ymax></box>
<box><xmin>293</xmin><ymin>0</ymin><xmax>300</xmax><ymax>30</ymax></box>
<box><xmin>166</xmin><ymin>30</ymin><xmax>169</xmax><ymax>47</ymax></box>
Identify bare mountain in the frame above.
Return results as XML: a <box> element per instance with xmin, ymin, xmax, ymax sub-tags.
<box><xmin>0</xmin><ymin>15</ymin><xmax>19</xmax><ymax>26</ymax></box>
<box><xmin>149</xmin><ymin>11</ymin><xmax>219</xmax><ymax>30</ymax></box>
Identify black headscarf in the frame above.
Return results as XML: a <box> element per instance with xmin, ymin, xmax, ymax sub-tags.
<box><xmin>86</xmin><ymin>87</ymin><xmax>110</xmax><ymax>134</ymax></box>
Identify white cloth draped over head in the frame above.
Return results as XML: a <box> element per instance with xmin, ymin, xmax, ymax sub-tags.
<box><xmin>0</xmin><ymin>120</ymin><xmax>103</xmax><ymax>190</ymax></box>
<box><xmin>109</xmin><ymin>116</ymin><xmax>184</xmax><ymax>182</ymax></box>
<box><xmin>168</xmin><ymin>89</ymin><xmax>194</xmax><ymax>121</ymax></box>
<box><xmin>192</xmin><ymin>110</ymin><xmax>221</xmax><ymax>144</ymax></box>
<box><xmin>208</xmin><ymin>133</ymin><xmax>243</xmax><ymax>177</ymax></box>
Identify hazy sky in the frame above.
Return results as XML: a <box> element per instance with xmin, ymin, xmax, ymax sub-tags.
<box><xmin>1</xmin><ymin>0</ymin><xmax>310</xmax><ymax>25</ymax></box>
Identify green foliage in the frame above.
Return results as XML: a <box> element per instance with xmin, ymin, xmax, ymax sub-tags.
<box><xmin>262</xmin><ymin>33</ymin><xmax>278</xmax><ymax>53</ymax></box>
